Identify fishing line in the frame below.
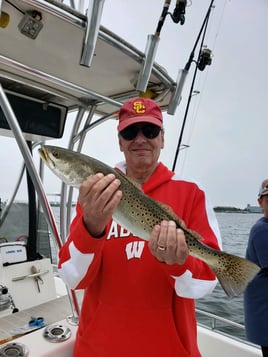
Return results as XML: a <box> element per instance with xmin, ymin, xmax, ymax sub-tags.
<box><xmin>179</xmin><ymin>0</ymin><xmax>229</xmax><ymax>174</ymax></box>
<box><xmin>171</xmin><ymin>0</ymin><xmax>215</xmax><ymax>171</ymax></box>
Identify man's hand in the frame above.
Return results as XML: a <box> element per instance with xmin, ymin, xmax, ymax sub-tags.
<box><xmin>78</xmin><ymin>173</ymin><xmax>122</xmax><ymax>237</ymax></box>
<box><xmin>148</xmin><ymin>220</ymin><xmax>189</xmax><ymax>265</ymax></box>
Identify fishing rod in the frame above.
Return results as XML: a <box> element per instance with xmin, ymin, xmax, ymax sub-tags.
<box><xmin>156</xmin><ymin>0</ymin><xmax>187</xmax><ymax>35</ymax></box>
<box><xmin>137</xmin><ymin>0</ymin><xmax>187</xmax><ymax>92</ymax></box>
<box><xmin>171</xmin><ymin>0</ymin><xmax>214</xmax><ymax>171</ymax></box>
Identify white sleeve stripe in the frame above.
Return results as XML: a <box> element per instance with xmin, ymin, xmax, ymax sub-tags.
<box><xmin>171</xmin><ymin>270</ymin><xmax>217</xmax><ymax>299</ymax></box>
<box><xmin>58</xmin><ymin>241</ymin><xmax>94</xmax><ymax>289</ymax></box>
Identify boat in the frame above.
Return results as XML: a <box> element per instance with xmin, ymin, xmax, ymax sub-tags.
<box><xmin>0</xmin><ymin>0</ymin><xmax>262</xmax><ymax>356</ymax></box>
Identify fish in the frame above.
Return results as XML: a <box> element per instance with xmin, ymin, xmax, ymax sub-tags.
<box><xmin>38</xmin><ymin>145</ymin><xmax>260</xmax><ymax>298</ymax></box>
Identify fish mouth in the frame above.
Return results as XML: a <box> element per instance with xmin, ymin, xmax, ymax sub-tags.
<box><xmin>38</xmin><ymin>146</ymin><xmax>55</xmax><ymax>167</ymax></box>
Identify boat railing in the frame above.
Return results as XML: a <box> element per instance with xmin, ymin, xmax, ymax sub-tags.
<box><xmin>196</xmin><ymin>308</ymin><xmax>245</xmax><ymax>331</ymax></box>
<box><xmin>196</xmin><ymin>308</ymin><xmax>260</xmax><ymax>350</ymax></box>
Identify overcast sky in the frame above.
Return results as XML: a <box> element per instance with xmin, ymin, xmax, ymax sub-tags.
<box><xmin>1</xmin><ymin>0</ymin><xmax>267</xmax><ymax>209</ymax></box>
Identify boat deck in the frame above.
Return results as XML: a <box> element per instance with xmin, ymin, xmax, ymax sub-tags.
<box><xmin>0</xmin><ymin>292</ymin><xmax>262</xmax><ymax>356</ymax></box>
<box><xmin>0</xmin><ymin>292</ymin><xmax>83</xmax><ymax>343</ymax></box>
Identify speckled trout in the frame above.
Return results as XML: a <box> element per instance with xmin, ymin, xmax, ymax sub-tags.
<box><xmin>39</xmin><ymin>145</ymin><xmax>260</xmax><ymax>298</ymax></box>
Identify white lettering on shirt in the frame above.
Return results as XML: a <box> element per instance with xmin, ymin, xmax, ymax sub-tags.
<box><xmin>107</xmin><ymin>221</ymin><xmax>131</xmax><ymax>239</ymax></box>
<box><xmin>125</xmin><ymin>241</ymin><xmax>145</xmax><ymax>260</ymax></box>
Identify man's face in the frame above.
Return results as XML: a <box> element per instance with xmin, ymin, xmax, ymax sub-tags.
<box><xmin>118</xmin><ymin>123</ymin><xmax>164</xmax><ymax>170</ymax></box>
<box><xmin>258</xmin><ymin>195</ymin><xmax>268</xmax><ymax>216</ymax></box>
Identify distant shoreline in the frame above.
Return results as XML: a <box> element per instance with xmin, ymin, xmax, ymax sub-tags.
<box><xmin>214</xmin><ymin>205</ymin><xmax>263</xmax><ymax>214</ymax></box>
<box><xmin>0</xmin><ymin>201</ymin><xmax>263</xmax><ymax>214</ymax></box>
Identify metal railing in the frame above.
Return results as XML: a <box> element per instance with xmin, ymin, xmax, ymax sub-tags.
<box><xmin>196</xmin><ymin>308</ymin><xmax>260</xmax><ymax>350</ymax></box>
<box><xmin>196</xmin><ymin>308</ymin><xmax>245</xmax><ymax>331</ymax></box>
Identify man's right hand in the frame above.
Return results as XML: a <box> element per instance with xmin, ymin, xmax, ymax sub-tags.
<box><xmin>78</xmin><ymin>173</ymin><xmax>122</xmax><ymax>237</ymax></box>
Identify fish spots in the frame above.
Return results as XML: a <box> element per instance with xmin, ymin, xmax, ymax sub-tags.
<box><xmin>39</xmin><ymin>145</ymin><xmax>261</xmax><ymax>298</ymax></box>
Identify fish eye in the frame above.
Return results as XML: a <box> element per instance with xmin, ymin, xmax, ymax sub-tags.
<box><xmin>52</xmin><ymin>151</ymin><xmax>59</xmax><ymax>158</ymax></box>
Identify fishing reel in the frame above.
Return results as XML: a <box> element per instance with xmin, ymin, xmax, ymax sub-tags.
<box><xmin>0</xmin><ymin>285</ymin><xmax>19</xmax><ymax>313</ymax></box>
<box><xmin>170</xmin><ymin>0</ymin><xmax>187</xmax><ymax>25</ymax></box>
<box><xmin>197</xmin><ymin>48</ymin><xmax>212</xmax><ymax>71</ymax></box>
<box><xmin>157</xmin><ymin>0</ymin><xmax>187</xmax><ymax>33</ymax></box>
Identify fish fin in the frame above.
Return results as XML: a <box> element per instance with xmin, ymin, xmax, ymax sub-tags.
<box><xmin>211</xmin><ymin>251</ymin><xmax>260</xmax><ymax>298</ymax></box>
<box><xmin>116</xmin><ymin>170</ymin><xmax>143</xmax><ymax>190</ymax></box>
<box><xmin>156</xmin><ymin>200</ymin><xmax>204</xmax><ymax>241</ymax></box>
<box><xmin>186</xmin><ymin>228</ymin><xmax>204</xmax><ymax>241</ymax></box>
<box><xmin>156</xmin><ymin>200</ymin><xmax>182</xmax><ymax>222</ymax></box>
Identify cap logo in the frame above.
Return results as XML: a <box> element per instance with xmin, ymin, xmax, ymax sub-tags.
<box><xmin>133</xmin><ymin>101</ymin><xmax>146</xmax><ymax>114</ymax></box>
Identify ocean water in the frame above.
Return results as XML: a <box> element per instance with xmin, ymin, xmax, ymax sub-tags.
<box><xmin>51</xmin><ymin>208</ymin><xmax>262</xmax><ymax>340</ymax></box>
<box><xmin>195</xmin><ymin>212</ymin><xmax>263</xmax><ymax>340</ymax></box>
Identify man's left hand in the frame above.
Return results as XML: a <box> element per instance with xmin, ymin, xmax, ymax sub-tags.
<box><xmin>148</xmin><ymin>220</ymin><xmax>189</xmax><ymax>265</ymax></box>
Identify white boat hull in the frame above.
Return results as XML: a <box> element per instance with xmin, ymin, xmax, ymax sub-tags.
<box><xmin>198</xmin><ymin>325</ymin><xmax>261</xmax><ymax>357</ymax></box>
<box><xmin>2</xmin><ymin>321</ymin><xmax>261</xmax><ymax>357</ymax></box>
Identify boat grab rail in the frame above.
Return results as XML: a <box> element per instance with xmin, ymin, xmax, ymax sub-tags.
<box><xmin>12</xmin><ymin>270</ymin><xmax>49</xmax><ymax>282</ymax></box>
<box><xmin>196</xmin><ymin>308</ymin><xmax>245</xmax><ymax>331</ymax></box>
<box><xmin>196</xmin><ymin>308</ymin><xmax>262</xmax><ymax>352</ymax></box>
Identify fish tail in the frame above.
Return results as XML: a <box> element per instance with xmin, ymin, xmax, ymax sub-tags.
<box><xmin>212</xmin><ymin>251</ymin><xmax>260</xmax><ymax>298</ymax></box>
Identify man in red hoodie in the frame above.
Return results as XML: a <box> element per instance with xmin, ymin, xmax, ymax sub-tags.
<box><xmin>58</xmin><ymin>97</ymin><xmax>222</xmax><ymax>356</ymax></box>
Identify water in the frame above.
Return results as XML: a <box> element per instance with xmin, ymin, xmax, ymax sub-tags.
<box><xmin>195</xmin><ymin>212</ymin><xmax>263</xmax><ymax>340</ymax></box>
<box><xmin>51</xmin><ymin>208</ymin><xmax>262</xmax><ymax>340</ymax></box>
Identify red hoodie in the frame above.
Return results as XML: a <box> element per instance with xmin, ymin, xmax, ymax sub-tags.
<box><xmin>58</xmin><ymin>162</ymin><xmax>221</xmax><ymax>357</ymax></box>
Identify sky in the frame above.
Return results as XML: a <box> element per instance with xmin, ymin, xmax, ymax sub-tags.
<box><xmin>1</xmin><ymin>0</ymin><xmax>268</xmax><ymax>209</ymax></box>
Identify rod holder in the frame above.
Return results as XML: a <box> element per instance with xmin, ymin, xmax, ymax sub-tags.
<box><xmin>80</xmin><ymin>0</ymin><xmax>105</xmax><ymax>67</ymax></box>
<box><xmin>167</xmin><ymin>68</ymin><xmax>188</xmax><ymax>115</ymax></box>
<box><xmin>136</xmin><ymin>34</ymin><xmax>160</xmax><ymax>93</ymax></box>
<box><xmin>0</xmin><ymin>0</ymin><xmax>10</xmax><ymax>29</ymax></box>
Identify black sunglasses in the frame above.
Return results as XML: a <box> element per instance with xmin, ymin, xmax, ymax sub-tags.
<box><xmin>120</xmin><ymin>124</ymin><xmax>162</xmax><ymax>141</ymax></box>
